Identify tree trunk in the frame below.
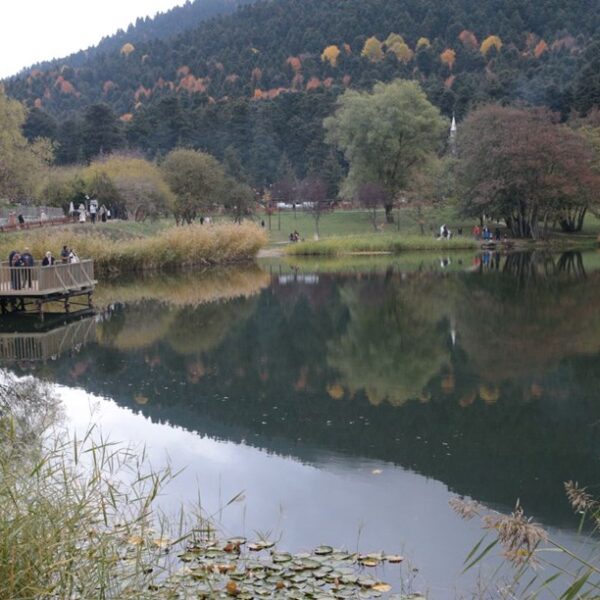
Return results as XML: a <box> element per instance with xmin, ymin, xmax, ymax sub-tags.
<box><xmin>384</xmin><ymin>203</ymin><xmax>395</xmax><ymax>224</ymax></box>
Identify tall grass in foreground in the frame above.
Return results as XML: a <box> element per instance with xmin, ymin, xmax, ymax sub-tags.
<box><xmin>0</xmin><ymin>223</ymin><xmax>267</xmax><ymax>275</ymax></box>
<box><xmin>286</xmin><ymin>234</ymin><xmax>478</xmax><ymax>256</ymax></box>
<box><xmin>452</xmin><ymin>491</ymin><xmax>600</xmax><ymax>599</ymax></box>
<box><xmin>0</xmin><ymin>378</ymin><xmax>180</xmax><ymax>599</ymax></box>
<box><xmin>0</xmin><ymin>376</ymin><xmax>406</xmax><ymax>599</ymax></box>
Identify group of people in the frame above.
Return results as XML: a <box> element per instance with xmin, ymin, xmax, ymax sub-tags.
<box><xmin>8</xmin><ymin>245</ymin><xmax>79</xmax><ymax>269</ymax></box>
<box><xmin>289</xmin><ymin>230</ymin><xmax>301</xmax><ymax>242</ymax></box>
<box><xmin>69</xmin><ymin>201</ymin><xmax>111</xmax><ymax>224</ymax></box>
<box><xmin>472</xmin><ymin>225</ymin><xmax>503</xmax><ymax>241</ymax></box>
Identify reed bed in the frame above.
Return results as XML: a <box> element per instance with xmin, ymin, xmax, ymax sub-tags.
<box><xmin>0</xmin><ymin>223</ymin><xmax>268</xmax><ymax>275</ymax></box>
<box><xmin>285</xmin><ymin>234</ymin><xmax>478</xmax><ymax>256</ymax></box>
<box><xmin>0</xmin><ymin>377</ymin><xmax>177</xmax><ymax>599</ymax></box>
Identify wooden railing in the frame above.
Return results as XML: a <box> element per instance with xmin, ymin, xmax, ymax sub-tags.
<box><xmin>0</xmin><ymin>260</ymin><xmax>95</xmax><ymax>295</ymax></box>
<box><xmin>0</xmin><ymin>317</ymin><xmax>97</xmax><ymax>361</ymax></box>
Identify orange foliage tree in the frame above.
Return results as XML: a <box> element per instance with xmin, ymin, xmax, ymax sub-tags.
<box><xmin>440</xmin><ymin>49</ymin><xmax>456</xmax><ymax>69</ymax></box>
<box><xmin>459</xmin><ymin>30</ymin><xmax>478</xmax><ymax>49</ymax></box>
<box><xmin>286</xmin><ymin>56</ymin><xmax>302</xmax><ymax>71</ymax></box>
<box><xmin>534</xmin><ymin>40</ymin><xmax>548</xmax><ymax>58</ymax></box>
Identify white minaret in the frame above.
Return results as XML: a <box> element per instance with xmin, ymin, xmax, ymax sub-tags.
<box><xmin>449</xmin><ymin>114</ymin><xmax>457</xmax><ymax>155</ymax></box>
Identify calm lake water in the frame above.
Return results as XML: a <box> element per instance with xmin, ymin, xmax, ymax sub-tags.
<box><xmin>3</xmin><ymin>250</ymin><xmax>600</xmax><ymax>597</ymax></box>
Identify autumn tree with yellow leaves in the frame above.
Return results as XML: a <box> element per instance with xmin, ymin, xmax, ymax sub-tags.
<box><xmin>321</xmin><ymin>45</ymin><xmax>341</xmax><ymax>67</ymax></box>
<box><xmin>361</xmin><ymin>37</ymin><xmax>384</xmax><ymax>62</ymax></box>
<box><xmin>480</xmin><ymin>35</ymin><xmax>502</xmax><ymax>56</ymax></box>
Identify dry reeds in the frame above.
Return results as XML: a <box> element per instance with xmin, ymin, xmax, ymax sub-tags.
<box><xmin>0</xmin><ymin>222</ymin><xmax>267</xmax><ymax>275</ymax></box>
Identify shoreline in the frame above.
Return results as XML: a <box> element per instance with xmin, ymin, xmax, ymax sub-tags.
<box><xmin>274</xmin><ymin>236</ymin><xmax>599</xmax><ymax>258</ymax></box>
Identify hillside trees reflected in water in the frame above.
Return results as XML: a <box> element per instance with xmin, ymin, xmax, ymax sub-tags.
<box><xmin>328</xmin><ymin>276</ymin><xmax>452</xmax><ymax>406</ymax></box>
<box><xmin>6</xmin><ymin>252</ymin><xmax>600</xmax><ymax>525</ymax></box>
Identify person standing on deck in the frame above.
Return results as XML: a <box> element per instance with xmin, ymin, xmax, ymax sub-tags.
<box><xmin>60</xmin><ymin>245</ymin><xmax>70</xmax><ymax>263</ymax></box>
<box><xmin>42</xmin><ymin>251</ymin><xmax>55</xmax><ymax>266</ymax></box>
<box><xmin>10</xmin><ymin>252</ymin><xmax>24</xmax><ymax>290</ymax></box>
<box><xmin>21</xmin><ymin>248</ymin><xmax>34</xmax><ymax>288</ymax></box>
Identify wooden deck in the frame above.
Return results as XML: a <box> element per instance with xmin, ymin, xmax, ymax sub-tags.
<box><xmin>0</xmin><ymin>260</ymin><xmax>96</xmax><ymax>317</ymax></box>
<box><xmin>0</xmin><ymin>315</ymin><xmax>97</xmax><ymax>362</ymax></box>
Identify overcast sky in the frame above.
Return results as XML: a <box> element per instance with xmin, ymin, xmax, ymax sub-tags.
<box><xmin>0</xmin><ymin>0</ymin><xmax>185</xmax><ymax>79</ymax></box>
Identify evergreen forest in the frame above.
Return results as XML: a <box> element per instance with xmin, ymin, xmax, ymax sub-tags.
<box><xmin>4</xmin><ymin>0</ymin><xmax>600</xmax><ymax>188</ymax></box>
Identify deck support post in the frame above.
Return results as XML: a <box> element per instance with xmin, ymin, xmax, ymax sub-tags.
<box><xmin>36</xmin><ymin>299</ymin><xmax>44</xmax><ymax>322</ymax></box>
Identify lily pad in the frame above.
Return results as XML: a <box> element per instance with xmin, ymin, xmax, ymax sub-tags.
<box><xmin>384</xmin><ymin>554</ymin><xmax>404</xmax><ymax>563</ymax></box>
<box><xmin>272</xmin><ymin>552</ymin><xmax>293</xmax><ymax>563</ymax></box>
<box><xmin>314</xmin><ymin>545</ymin><xmax>334</xmax><ymax>555</ymax></box>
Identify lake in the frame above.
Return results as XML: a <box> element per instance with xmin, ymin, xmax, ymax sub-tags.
<box><xmin>3</xmin><ymin>250</ymin><xmax>600</xmax><ymax>597</ymax></box>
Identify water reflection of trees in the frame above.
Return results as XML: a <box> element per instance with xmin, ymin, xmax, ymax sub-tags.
<box><xmin>95</xmin><ymin>265</ymin><xmax>270</xmax><ymax>308</ymax></box>
<box><xmin>11</xmin><ymin>253</ymin><xmax>600</xmax><ymax>525</ymax></box>
<box><xmin>328</xmin><ymin>277</ymin><xmax>451</xmax><ymax>406</ymax></box>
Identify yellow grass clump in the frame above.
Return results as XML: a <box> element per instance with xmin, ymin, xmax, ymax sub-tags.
<box><xmin>0</xmin><ymin>223</ymin><xmax>267</xmax><ymax>275</ymax></box>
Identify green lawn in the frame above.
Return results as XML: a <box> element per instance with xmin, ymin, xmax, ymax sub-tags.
<box><xmin>264</xmin><ymin>206</ymin><xmax>600</xmax><ymax>248</ymax></box>
<box><xmin>264</xmin><ymin>205</ymin><xmax>469</xmax><ymax>244</ymax></box>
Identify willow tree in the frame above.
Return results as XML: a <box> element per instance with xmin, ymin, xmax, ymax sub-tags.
<box><xmin>324</xmin><ymin>80</ymin><xmax>446</xmax><ymax>222</ymax></box>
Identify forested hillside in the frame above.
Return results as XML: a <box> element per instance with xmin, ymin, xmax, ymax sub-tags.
<box><xmin>4</xmin><ymin>0</ymin><xmax>600</xmax><ymax>186</ymax></box>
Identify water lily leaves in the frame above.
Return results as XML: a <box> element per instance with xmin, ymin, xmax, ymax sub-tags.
<box><xmin>225</xmin><ymin>580</ymin><xmax>239</xmax><ymax>596</ymax></box>
<box><xmin>178</xmin><ymin>551</ymin><xmax>198</xmax><ymax>563</ymax></box>
<box><xmin>272</xmin><ymin>552</ymin><xmax>293</xmax><ymax>563</ymax></box>
<box><xmin>384</xmin><ymin>554</ymin><xmax>404</xmax><ymax>563</ymax></box>
<box><xmin>299</xmin><ymin>557</ymin><xmax>322</xmax><ymax>570</ymax></box>
<box><xmin>360</xmin><ymin>558</ymin><xmax>379</xmax><ymax>567</ymax></box>
<box><xmin>248</xmin><ymin>540</ymin><xmax>275</xmax><ymax>551</ymax></box>
<box><xmin>358</xmin><ymin>575</ymin><xmax>377</xmax><ymax>588</ymax></box>
<box><xmin>166</xmin><ymin>536</ymin><xmax>406</xmax><ymax>598</ymax></box>
<box><xmin>227</xmin><ymin>537</ymin><xmax>247</xmax><ymax>546</ymax></box>
<box><xmin>314</xmin><ymin>545</ymin><xmax>334</xmax><ymax>555</ymax></box>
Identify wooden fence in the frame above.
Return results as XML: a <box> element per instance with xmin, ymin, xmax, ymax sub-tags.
<box><xmin>0</xmin><ymin>260</ymin><xmax>95</xmax><ymax>296</ymax></box>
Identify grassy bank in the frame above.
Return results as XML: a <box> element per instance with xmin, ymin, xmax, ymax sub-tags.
<box><xmin>286</xmin><ymin>233</ymin><xmax>478</xmax><ymax>256</ymax></box>
<box><xmin>0</xmin><ymin>222</ymin><xmax>267</xmax><ymax>275</ymax></box>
